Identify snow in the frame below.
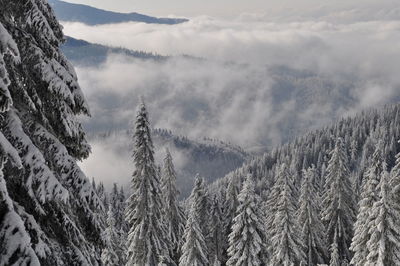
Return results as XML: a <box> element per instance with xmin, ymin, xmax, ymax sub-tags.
<box><xmin>6</xmin><ymin>109</ymin><xmax>69</xmax><ymax>205</ymax></box>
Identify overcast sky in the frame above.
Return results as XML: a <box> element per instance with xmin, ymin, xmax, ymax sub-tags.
<box><xmin>62</xmin><ymin>0</ymin><xmax>397</xmax><ymax>18</ymax></box>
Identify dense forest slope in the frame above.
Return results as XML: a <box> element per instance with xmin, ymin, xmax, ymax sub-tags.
<box><xmin>213</xmin><ymin>103</ymin><xmax>400</xmax><ymax>194</ymax></box>
<box><xmin>208</xmin><ymin>103</ymin><xmax>400</xmax><ymax>264</ymax></box>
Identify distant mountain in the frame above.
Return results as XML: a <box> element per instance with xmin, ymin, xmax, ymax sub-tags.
<box><xmin>48</xmin><ymin>0</ymin><xmax>188</xmax><ymax>25</ymax></box>
<box><xmin>61</xmin><ymin>36</ymin><xmax>166</xmax><ymax>65</ymax></box>
<box><xmin>84</xmin><ymin>129</ymin><xmax>250</xmax><ymax>198</ymax></box>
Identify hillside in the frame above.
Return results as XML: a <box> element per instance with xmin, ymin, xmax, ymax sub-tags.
<box><xmin>211</xmin><ymin>102</ymin><xmax>400</xmax><ymax>200</ymax></box>
<box><xmin>48</xmin><ymin>0</ymin><xmax>188</xmax><ymax>25</ymax></box>
<box><xmin>84</xmin><ymin>129</ymin><xmax>250</xmax><ymax>198</ymax></box>
<box><xmin>61</xmin><ymin>36</ymin><xmax>166</xmax><ymax>65</ymax></box>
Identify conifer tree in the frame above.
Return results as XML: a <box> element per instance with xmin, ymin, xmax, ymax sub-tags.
<box><xmin>391</xmin><ymin>140</ymin><xmax>400</xmax><ymax>192</ymax></box>
<box><xmin>298</xmin><ymin>166</ymin><xmax>328</xmax><ymax>265</ymax></box>
<box><xmin>179</xmin><ymin>176</ymin><xmax>209</xmax><ymax>266</ymax></box>
<box><xmin>161</xmin><ymin>148</ymin><xmax>186</xmax><ymax>264</ymax></box>
<box><xmin>125</xmin><ymin>100</ymin><xmax>171</xmax><ymax>265</ymax></box>
<box><xmin>329</xmin><ymin>230</ymin><xmax>341</xmax><ymax>266</ymax></box>
<box><xmin>118</xmin><ymin>186</ymin><xmax>128</xmax><ymax>232</ymax></box>
<box><xmin>101</xmin><ymin>207</ymin><xmax>120</xmax><ymax>266</ymax></box>
<box><xmin>226</xmin><ymin>174</ymin><xmax>267</xmax><ymax>266</ymax></box>
<box><xmin>265</xmin><ymin>161</ymin><xmax>294</xmax><ymax>233</ymax></box>
<box><xmin>212</xmin><ymin>255</ymin><xmax>222</xmax><ymax>266</ymax></box>
<box><xmin>365</xmin><ymin>165</ymin><xmax>400</xmax><ymax>265</ymax></box>
<box><xmin>0</xmin><ymin>1</ymin><xmax>103</xmax><ymax>263</ymax></box>
<box><xmin>268</xmin><ymin>163</ymin><xmax>306</xmax><ymax>266</ymax></box>
<box><xmin>350</xmin><ymin>141</ymin><xmax>384</xmax><ymax>265</ymax></box>
<box><xmin>208</xmin><ymin>195</ymin><xmax>224</xmax><ymax>264</ymax></box>
<box><xmin>222</xmin><ymin>173</ymin><xmax>240</xmax><ymax>263</ymax></box>
<box><xmin>189</xmin><ymin>175</ymin><xmax>209</xmax><ymax>238</ymax></box>
<box><xmin>321</xmin><ymin>138</ymin><xmax>356</xmax><ymax>262</ymax></box>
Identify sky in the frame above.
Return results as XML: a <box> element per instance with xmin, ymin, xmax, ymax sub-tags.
<box><xmin>62</xmin><ymin>0</ymin><xmax>399</xmax><ymax>18</ymax></box>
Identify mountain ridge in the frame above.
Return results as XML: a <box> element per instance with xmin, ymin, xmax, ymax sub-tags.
<box><xmin>48</xmin><ymin>0</ymin><xmax>188</xmax><ymax>25</ymax></box>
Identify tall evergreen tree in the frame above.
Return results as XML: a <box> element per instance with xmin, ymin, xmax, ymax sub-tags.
<box><xmin>101</xmin><ymin>206</ymin><xmax>120</xmax><ymax>266</ymax></box>
<box><xmin>222</xmin><ymin>173</ymin><xmax>240</xmax><ymax>263</ymax></box>
<box><xmin>329</xmin><ymin>230</ymin><xmax>341</xmax><ymax>266</ymax></box>
<box><xmin>298</xmin><ymin>166</ymin><xmax>328</xmax><ymax>265</ymax></box>
<box><xmin>350</xmin><ymin>140</ymin><xmax>384</xmax><ymax>266</ymax></box>
<box><xmin>117</xmin><ymin>186</ymin><xmax>128</xmax><ymax>253</ymax></box>
<box><xmin>365</xmin><ymin>164</ymin><xmax>400</xmax><ymax>265</ymax></box>
<box><xmin>125</xmin><ymin>100</ymin><xmax>171</xmax><ymax>265</ymax></box>
<box><xmin>321</xmin><ymin>138</ymin><xmax>356</xmax><ymax>263</ymax></box>
<box><xmin>161</xmin><ymin>148</ymin><xmax>186</xmax><ymax>264</ymax></box>
<box><xmin>207</xmin><ymin>195</ymin><xmax>224</xmax><ymax>264</ymax></box>
<box><xmin>0</xmin><ymin>1</ymin><xmax>103</xmax><ymax>264</ymax></box>
<box><xmin>179</xmin><ymin>176</ymin><xmax>209</xmax><ymax>266</ymax></box>
<box><xmin>188</xmin><ymin>175</ymin><xmax>209</xmax><ymax>238</ymax></box>
<box><xmin>269</xmin><ymin>164</ymin><xmax>306</xmax><ymax>266</ymax></box>
<box><xmin>226</xmin><ymin>174</ymin><xmax>267</xmax><ymax>266</ymax></box>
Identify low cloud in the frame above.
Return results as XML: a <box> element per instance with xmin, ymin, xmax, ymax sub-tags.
<box><xmin>67</xmin><ymin>13</ymin><xmax>400</xmax><ymax>187</ymax></box>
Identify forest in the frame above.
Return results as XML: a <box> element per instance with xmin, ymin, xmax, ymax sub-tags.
<box><xmin>1</xmin><ymin>0</ymin><xmax>400</xmax><ymax>266</ymax></box>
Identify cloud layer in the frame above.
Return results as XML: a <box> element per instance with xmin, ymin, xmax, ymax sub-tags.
<box><xmin>69</xmin><ymin>16</ymin><xmax>400</xmax><ymax>146</ymax></box>
<box><xmin>65</xmin><ymin>12</ymin><xmax>400</xmax><ymax>188</ymax></box>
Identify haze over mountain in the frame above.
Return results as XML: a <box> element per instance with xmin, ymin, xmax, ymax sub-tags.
<box><xmin>48</xmin><ymin>0</ymin><xmax>188</xmax><ymax>25</ymax></box>
<box><xmin>62</xmin><ymin>36</ymin><xmax>166</xmax><ymax>65</ymax></box>
<box><xmin>57</xmin><ymin>1</ymin><xmax>400</xmax><ymax>194</ymax></box>
<box><xmin>83</xmin><ymin>129</ymin><xmax>249</xmax><ymax>198</ymax></box>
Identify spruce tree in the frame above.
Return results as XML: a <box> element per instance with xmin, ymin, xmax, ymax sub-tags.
<box><xmin>188</xmin><ymin>175</ymin><xmax>209</xmax><ymax>238</ymax></box>
<box><xmin>0</xmin><ymin>1</ymin><xmax>103</xmax><ymax>264</ymax></box>
<box><xmin>179</xmin><ymin>176</ymin><xmax>209</xmax><ymax>266</ymax></box>
<box><xmin>269</xmin><ymin>163</ymin><xmax>306</xmax><ymax>266</ymax></box>
<box><xmin>125</xmin><ymin>100</ymin><xmax>171</xmax><ymax>265</ymax></box>
<box><xmin>365</xmin><ymin>165</ymin><xmax>400</xmax><ymax>265</ymax></box>
<box><xmin>207</xmin><ymin>195</ymin><xmax>224</xmax><ymax>264</ymax></box>
<box><xmin>226</xmin><ymin>174</ymin><xmax>267</xmax><ymax>266</ymax></box>
<box><xmin>321</xmin><ymin>138</ymin><xmax>356</xmax><ymax>262</ymax></box>
<box><xmin>298</xmin><ymin>166</ymin><xmax>328</xmax><ymax>265</ymax></box>
<box><xmin>101</xmin><ymin>206</ymin><xmax>120</xmax><ymax>266</ymax></box>
<box><xmin>222</xmin><ymin>173</ymin><xmax>240</xmax><ymax>263</ymax></box>
<box><xmin>350</xmin><ymin>141</ymin><xmax>384</xmax><ymax>266</ymax></box>
<box><xmin>118</xmin><ymin>186</ymin><xmax>128</xmax><ymax>233</ymax></box>
<box><xmin>329</xmin><ymin>230</ymin><xmax>341</xmax><ymax>266</ymax></box>
<box><xmin>161</xmin><ymin>148</ymin><xmax>186</xmax><ymax>264</ymax></box>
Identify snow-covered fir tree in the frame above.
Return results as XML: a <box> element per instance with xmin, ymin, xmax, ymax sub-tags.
<box><xmin>102</xmin><ymin>184</ymin><xmax>127</xmax><ymax>265</ymax></box>
<box><xmin>221</xmin><ymin>173</ymin><xmax>240</xmax><ymax>263</ymax></box>
<box><xmin>188</xmin><ymin>175</ymin><xmax>210</xmax><ymax>239</ymax></box>
<box><xmin>298</xmin><ymin>166</ymin><xmax>328</xmax><ymax>265</ymax></box>
<box><xmin>268</xmin><ymin>163</ymin><xmax>306</xmax><ymax>266</ymax></box>
<box><xmin>350</xmin><ymin>140</ymin><xmax>385</xmax><ymax>266</ymax></box>
<box><xmin>321</xmin><ymin>138</ymin><xmax>356</xmax><ymax>263</ymax></box>
<box><xmin>125</xmin><ymin>100</ymin><xmax>171</xmax><ymax>265</ymax></box>
<box><xmin>179</xmin><ymin>176</ymin><xmax>209</xmax><ymax>266</ymax></box>
<box><xmin>364</xmin><ymin>164</ymin><xmax>400</xmax><ymax>265</ymax></box>
<box><xmin>226</xmin><ymin>174</ymin><xmax>267</xmax><ymax>266</ymax></box>
<box><xmin>0</xmin><ymin>0</ymin><xmax>103</xmax><ymax>264</ymax></box>
<box><xmin>207</xmin><ymin>195</ymin><xmax>224</xmax><ymax>264</ymax></box>
<box><xmin>110</xmin><ymin>183</ymin><xmax>124</xmax><ymax>231</ymax></box>
<box><xmin>329</xmin><ymin>230</ymin><xmax>341</xmax><ymax>266</ymax></box>
<box><xmin>391</xmin><ymin>140</ymin><xmax>400</xmax><ymax>199</ymax></box>
<box><xmin>265</xmin><ymin>160</ymin><xmax>295</xmax><ymax>234</ymax></box>
<box><xmin>101</xmin><ymin>206</ymin><xmax>120</xmax><ymax>266</ymax></box>
<box><xmin>161</xmin><ymin>148</ymin><xmax>186</xmax><ymax>264</ymax></box>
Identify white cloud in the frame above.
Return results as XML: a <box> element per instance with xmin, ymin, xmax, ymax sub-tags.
<box><xmin>69</xmin><ymin>13</ymin><xmax>400</xmax><ymax>186</ymax></box>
